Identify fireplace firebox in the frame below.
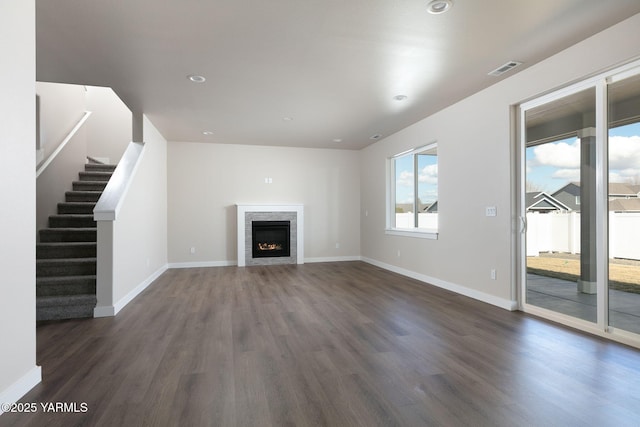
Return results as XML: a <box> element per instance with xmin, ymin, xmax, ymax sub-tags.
<box><xmin>252</xmin><ymin>221</ymin><xmax>291</xmax><ymax>258</ymax></box>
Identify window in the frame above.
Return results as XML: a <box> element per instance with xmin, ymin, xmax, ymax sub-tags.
<box><xmin>387</xmin><ymin>143</ymin><xmax>438</xmax><ymax>238</ymax></box>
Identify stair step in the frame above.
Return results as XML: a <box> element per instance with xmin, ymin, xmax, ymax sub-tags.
<box><xmin>72</xmin><ymin>180</ymin><xmax>107</xmax><ymax>191</ymax></box>
<box><xmin>37</xmin><ymin>258</ymin><xmax>96</xmax><ymax>276</ymax></box>
<box><xmin>65</xmin><ymin>191</ymin><xmax>102</xmax><ymax>202</ymax></box>
<box><xmin>78</xmin><ymin>171</ymin><xmax>112</xmax><ymax>182</ymax></box>
<box><xmin>36</xmin><ymin>295</ymin><xmax>96</xmax><ymax>321</ymax></box>
<box><xmin>40</xmin><ymin>228</ymin><xmax>96</xmax><ymax>243</ymax></box>
<box><xmin>37</xmin><ymin>275</ymin><xmax>96</xmax><ymax>297</ymax></box>
<box><xmin>49</xmin><ymin>214</ymin><xmax>96</xmax><ymax>228</ymax></box>
<box><xmin>36</xmin><ymin>242</ymin><xmax>97</xmax><ymax>259</ymax></box>
<box><xmin>85</xmin><ymin>163</ymin><xmax>117</xmax><ymax>172</ymax></box>
<box><xmin>58</xmin><ymin>202</ymin><xmax>96</xmax><ymax>214</ymax></box>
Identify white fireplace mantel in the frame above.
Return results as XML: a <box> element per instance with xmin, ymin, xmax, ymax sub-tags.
<box><xmin>236</xmin><ymin>204</ymin><xmax>304</xmax><ymax>267</ymax></box>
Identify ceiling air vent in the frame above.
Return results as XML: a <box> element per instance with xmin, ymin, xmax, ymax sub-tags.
<box><xmin>488</xmin><ymin>61</ymin><xmax>522</xmax><ymax>77</ymax></box>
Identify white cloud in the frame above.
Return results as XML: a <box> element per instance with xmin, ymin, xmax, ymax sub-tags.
<box><xmin>552</xmin><ymin>168</ymin><xmax>580</xmax><ymax>181</ymax></box>
<box><xmin>609</xmin><ymin>135</ymin><xmax>640</xmax><ymax>171</ymax></box>
<box><xmin>531</xmin><ymin>139</ymin><xmax>580</xmax><ymax>168</ymax></box>
<box><xmin>531</xmin><ymin>135</ymin><xmax>640</xmax><ymax>184</ymax></box>
<box><xmin>397</xmin><ymin>170</ymin><xmax>414</xmax><ymax>187</ymax></box>
<box><xmin>418</xmin><ymin>164</ymin><xmax>438</xmax><ymax>184</ymax></box>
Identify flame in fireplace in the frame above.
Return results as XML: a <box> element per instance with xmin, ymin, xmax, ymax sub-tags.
<box><xmin>257</xmin><ymin>242</ymin><xmax>283</xmax><ymax>251</ymax></box>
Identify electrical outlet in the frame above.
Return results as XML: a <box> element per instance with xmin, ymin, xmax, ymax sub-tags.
<box><xmin>490</xmin><ymin>269</ymin><xmax>497</xmax><ymax>280</ymax></box>
<box><xmin>335</xmin><ymin>243</ymin><xmax>340</xmax><ymax>249</ymax></box>
<box><xmin>397</xmin><ymin>250</ymin><xmax>401</xmax><ymax>257</ymax></box>
<box><xmin>486</xmin><ymin>206</ymin><xmax>497</xmax><ymax>217</ymax></box>
<box><xmin>190</xmin><ymin>247</ymin><xmax>196</xmax><ymax>254</ymax></box>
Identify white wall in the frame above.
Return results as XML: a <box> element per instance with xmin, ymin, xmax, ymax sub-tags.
<box><xmin>167</xmin><ymin>142</ymin><xmax>361</xmax><ymax>265</ymax></box>
<box><xmin>86</xmin><ymin>86</ymin><xmax>132</xmax><ymax>164</ymax></box>
<box><xmin>360</xmin><ymin>13</ymin><xmax>640</xmax><ymax>308</ymax></box>
<box><xmin>112</xmin><ymin>116</ymin><xmax>168</xmax><ymax>306</ymax></box>
<box><xmin>0</xmin><ymin>0</ymin><xmax>40</xmax><ymax>411</ymax></box>
<box><xmin>35</xmin><ymin>82</ymin><xmax>86</xmax><ymax>166</ymax></box>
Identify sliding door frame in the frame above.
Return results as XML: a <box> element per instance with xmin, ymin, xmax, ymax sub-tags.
<box><xmin>516</xmin><ymin>58</ymin><xmax>640</xmax><ymax>348</ymax></box>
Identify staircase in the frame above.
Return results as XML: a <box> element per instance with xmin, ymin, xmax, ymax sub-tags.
<box><xmin>36</xmin><ymin>162</ymin><xmax>116</xmax><ymax>321</ymax></box>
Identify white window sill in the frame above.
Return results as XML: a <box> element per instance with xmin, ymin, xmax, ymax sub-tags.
<box><xmin>385</xmin><ymin>228</ymin><xmax>438</xmax><ymax>240</ymax></box>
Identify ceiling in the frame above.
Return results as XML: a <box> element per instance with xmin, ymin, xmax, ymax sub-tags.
<box><xmin>35</xmin><ymin>0</ymin><xmax>640</xmax><ymax>150</ymax></box>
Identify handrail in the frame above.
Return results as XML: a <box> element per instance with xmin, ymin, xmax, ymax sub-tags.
<box><xmin>35</xmin><ymin>111</ymin><xmax>92</xmax><ymax>178</ymax></box>
<box><xmin>94</xmin><ymin>141</ymin><xmax>145</xmax><ymax>221</ymax></box>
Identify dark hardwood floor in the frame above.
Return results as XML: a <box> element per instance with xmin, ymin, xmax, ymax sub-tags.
<box><xmin>3</xmin><ymin>261</ymin><xmax>640</xmax><ymax>426</ymax></box>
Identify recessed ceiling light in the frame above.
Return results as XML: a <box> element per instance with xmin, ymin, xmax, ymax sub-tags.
<box><xmin>202</xmin><ymin>131</ymin><xmax>214</xmax><ymax>135</ymax></box>
<box><xmin>187</xmin><ymin>75</ymin><xmax>206</xmax><ymax>83</ymax></box>
<box><xmin>427</xmin><ymin>0</ymin><xmax>453</xmax><ymax>14</ymax></box>
<box><xmin>333</xmin><ymin>138</ymin><xmax>343</xmax><ymax>143</ymax></box>
<box><xmin>393</xmin><ymin>95</ymin><xmax>408</xmax><ymax>101</ymax></box>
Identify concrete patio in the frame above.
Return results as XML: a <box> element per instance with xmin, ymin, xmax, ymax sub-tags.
<box><xmin>527</xmin><ymin>273</ymin><xmax>640</xmax><ymax>335</ymax></box>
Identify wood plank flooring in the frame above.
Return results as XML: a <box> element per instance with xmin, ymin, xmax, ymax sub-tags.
<box><xmin>3</xmin><ymin>261</ymin><xmax>640</xmax><ymax>426</ymax></box>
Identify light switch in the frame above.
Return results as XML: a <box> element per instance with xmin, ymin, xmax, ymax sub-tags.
<box><xmin>486</xmin><ymin>206</ymin><xmax>497</xmax><ymax>217</ymax></box>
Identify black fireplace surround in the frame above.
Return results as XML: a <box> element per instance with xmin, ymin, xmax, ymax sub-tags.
<box><xmin>252</xmin><ymin>220</ymin><xmax>291</xmax><ymax>258</ymax></box>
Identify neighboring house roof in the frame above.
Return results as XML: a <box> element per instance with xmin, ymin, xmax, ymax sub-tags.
<box><xmin>424</xmin><ymin>201</ymin><xmax>438</xmax><ymax>213</ymax></box>
<box><xmin>526</xmin><ymin>192</ymin><xmax>571</xmax><ymax>212</ymax></box>
<box><xmin>609</xmin><ymin>198</ymin><xmax>640</xmax><ymax>212</ymax></box>
<box><xmin>553</xmin><ymin>182</ymin><xmax>581</xmax><ymax>198</ymax></box>
<box><xmin>609</xmin><ymin>182</ymin><xmax>640</xmax><ymax>198</ymax></box>
<box><xmin>555</xmin><ymin>181</ymin><xmax>640</xmax><ymax>198</ymax></box>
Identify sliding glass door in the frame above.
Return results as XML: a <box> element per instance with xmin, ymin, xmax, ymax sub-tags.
<box><xmin>523</xmin><ymin>87</ymin><xmax>598</xmax><ymax>324</ymax></box>
<box><xmin>519</xmin><ymin>61</ymin><xmax>640</xmax><ymax>342</ymax></box>
<box><xmin>607</xmin><ymin>73</ymin><xmax>640</xmax><ymax>335</ymax></box>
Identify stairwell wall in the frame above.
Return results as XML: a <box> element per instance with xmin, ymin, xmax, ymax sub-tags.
<box><xmin>0</xmin><ymin>0</ymin><xmax>40</xmax><ymax>411</ymax></box>
<box><xmin>35</xmin><ymin>82</ymin><xmax>86</xmax><ymax>167</ymax></box>
<box><xmin>86</xmin><ymin>86</ymin><xmax>132</xmax><ymax>164</ymax></box>
<box><xmin>110</xmin><ymin>116</ymin><xmax>168</xmax><ymax>310</ymax></box>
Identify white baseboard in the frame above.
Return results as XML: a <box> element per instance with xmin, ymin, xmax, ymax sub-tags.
<box><xmin>305</xmin><ymin>255</ymin><xmax>363</xmax><ymax>263</ymax></box>
<box><xmin>168</xmin><ymin>260</ymin><xmax>237</xmax><ymax>269</ymax></box>
<box><xmin>361</xmin><ymin>257</ymin><xmax>518</xmax><ymax>311</ymax></box>
<box><xmin>168</xmin><ymin>257</ymin><xmax>362</xmax><ymax>268</ymax></box>
<box><xmin>0</xmin><ymin>366</ymin><xmax>41</xmax><ymax>415</ymax></box>
<box><xmin>94</xmin><ymin>264</ymin><xmax>168</xmax><ymax>318</ymax></box>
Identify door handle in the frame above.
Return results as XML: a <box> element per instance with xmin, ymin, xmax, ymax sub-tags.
<box><xmin>519</xmin><ymin>216</ymin><xmax>527</xmax><ymax>233</ymax></box>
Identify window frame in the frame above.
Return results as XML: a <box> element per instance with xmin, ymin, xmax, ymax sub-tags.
<box><xmin>386</xmin><ymin>142</ymin><xmax>439</xmax><ymax>240</ymax></box>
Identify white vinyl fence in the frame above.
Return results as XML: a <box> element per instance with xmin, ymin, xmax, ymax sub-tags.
<box><xmin>395</xmin><ymin>212</ymin><xmax>438</xmax><ymax>230</ymax></box>
<box><xmin>527</xmin><ymin>211</ymin><xmax>640</xmax><ymax>260</ymax></box>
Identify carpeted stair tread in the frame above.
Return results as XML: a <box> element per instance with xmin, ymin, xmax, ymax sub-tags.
<box><xmin>65</xmin><ymin>191</ymin><xmax>102</xmax><ymax>202</ymax></box>
<box><xmin>36</xmin><ymin>275</ymin><xmax>96</xmax><ymax>297</ymax></box>
<box><xmin>72</xmin><ymin>180</ymin><xmax>108</xmax><ymax>191</ymax></box>
<box><xmin>49</xmin><ymin>214</ymin><xmax>96</xmax><ymax>228</ymax></box>
<box><xmin>37</xmin><ymin>294</ymin><xmax>97</xmax><ymax>307</ymax></box>
<box><xmin>85</xmin><ymin>163</ymin><xmax>117</xmax><ymax>172</ymax></box>
<box><xmin>58</xmin><ymin>202</ymin><xmax>96</xmax><ymax>214</ymax></box>
<box><xmin>36</xmin><ymin>295</ymin><xmax>97</xmax><ymax>321</ymax></box>
<box><xmin>79</xmin><ymin>171</ymin><xmax>113</xmax><ymax>182</ymax></box>
<box><xmin>37</xmin><ymin>275</ymin><xmax>96</xmax><ymax>285</ymax></box>
<box><xmin>37</xmin><ymin>258</ymin><xmax>97</xmax><ymax>276</ymax></box>
<box><xmin>36</xmin><ymin>242</ymin><xmax>96</xmax><ymax>259</ymax></box>
<box><xmin>39</xmin><ymin>228</ymin><xmax>97</xmax><ymax>242</ymax></box>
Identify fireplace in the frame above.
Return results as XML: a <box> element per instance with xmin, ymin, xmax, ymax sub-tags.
<box><xmin>236</xmin><ymin>204</ymin><xmax>304</xmax><ymax>267</ymax></box>
<box><xmin>252</xmin><ymin>221</ymin><xmax>290</xmax><ymax>258</ymax></box>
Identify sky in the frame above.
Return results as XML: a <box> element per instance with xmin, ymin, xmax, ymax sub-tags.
<box><xmin>526</xmin><ymin>122</ymin><xmax>640</xmax><ymax>193</ymax></box>
<box><xmin>395</xmin><ymin>153</ymin><xmax>438</xmax><ymax>205</ymax></box>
